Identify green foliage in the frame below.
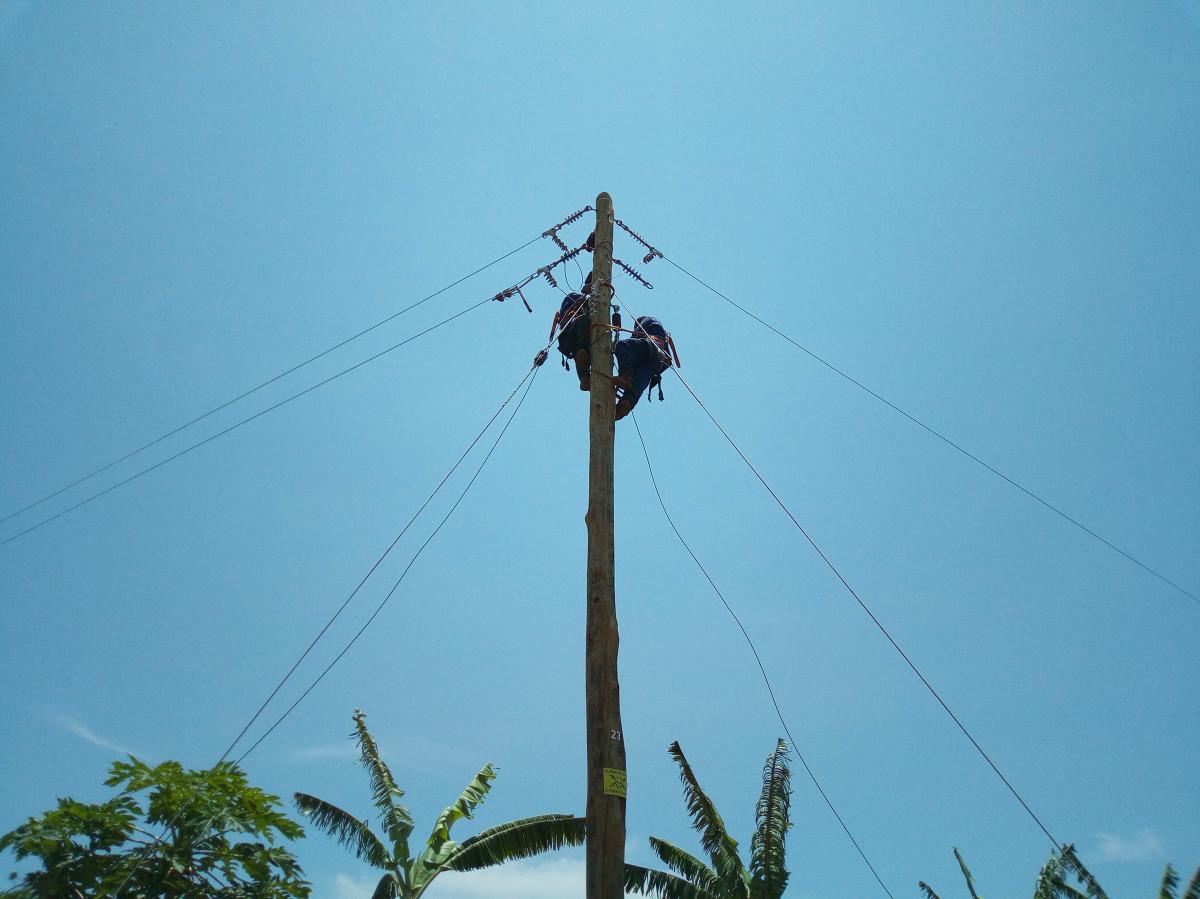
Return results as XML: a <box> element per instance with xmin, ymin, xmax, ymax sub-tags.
<box><xmin>1030</xmin><ymin>853</ymin><xmax>1080</xmax><ymax>899</ymax></box>
<box><xmin>1160</xmin><ymin>865</ymin><xmax>1181</xmax><ymax>899</ymax></box>
<box><xmin>445</xmin><ymin>814</ymin><xmax>585</xmax><ymax>872</ymax></box>
<box><xmin>625</xmin><ymin>862</ymin><xmax>719</xmax><ymax>899</ymax></box>
<box><xmin>649</xmin><ymin>837</ymin><xmax>724</xmax><ymax>895</ymax></box>
<box><xmin>1185</xmin><ymin>866</ymin><xmax>1200</xmax><ymax>899</ymax></box>
<box><xmin>294</xmin><ymin>710</ymin><xmax>583</xmax><ymax>898</ymax></box>
<box><xmin>922</xmin><ymin>845</ymin><xmax>1200</xmax><ymax>899</ymax></box>
<box><xmin>954</xmin><ymin>847</ymin><xmax>983</xmax><ymax>899</ymax></box>
<box><xmin>0</xmin><ymin>757</ymin><xmax>309</xmax><ymax>898</ymax></box>
<box><xmin>410</xmin><ymin>763</ymin><xmax>498</xmax><ymax>892</ymax></box>
<box><xmin>749</xmin><ymin>739</ymin><xmax>790</xmax><ymax>899</ymax></box>
<box><xmin>291</xmin><ymin>794</ymin><xmax>387</xmax><ymax>867</ymax></box>
<box><xmin>350</xmin><ymin>710</ymin><xmax>413</xmax><ymax>857</ymax></box>
<box><xmin>626</xmin><ymin>739</ymin><xmax>792</xmax><ymax>899</ymax></box>
<box><xmin>1060</xmin><ymin>844</ymin><xmax>1108</xmax><ymax>899</ymax></box>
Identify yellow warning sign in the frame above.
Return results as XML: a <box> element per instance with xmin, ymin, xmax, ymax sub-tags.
<box><xmin>603</xmin><ymin>768</ymin><xmax>627</xmax><ymax>798</ymax></box>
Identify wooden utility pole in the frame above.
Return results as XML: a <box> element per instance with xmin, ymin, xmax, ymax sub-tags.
<box><xmin>585</xmin><ymin>191</ymin><xmax>626</xmax><ymax>899</ymax></box>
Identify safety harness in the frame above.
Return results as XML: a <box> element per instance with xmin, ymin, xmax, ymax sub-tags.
<box><xmin>632</xmin><ymin>316</ymin><xmax>678</xmax><ymax>403</ymax></box>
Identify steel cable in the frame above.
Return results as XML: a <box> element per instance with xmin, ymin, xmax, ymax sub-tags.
<box><xmin>631</xmin><ymin>412</ymin><xmax>897</xmax><ymax>899</ymax></box>
<box><xmin>1</xmin><ymin>297</ymin><xmax>492</xmax><ymax>548</ymax></box>
<box><xmin>669</xmin><ymin>366</ymin><xmax>1062</xmax><ymax>851</ymax></box>
<box><xmin>1</xmin><ymin>236</ymin><xmax>543</xmax><ymax>527</ymax></box>
<box><xmin>111</xmin><ymin>364</ymin><xmax>542</xmax><ymax>898</ymax></box>
<box><xmin>661</xmin><ymin>254</ymin><xmax>1199</xmax><ymax>608</ymax></box>
<box><xmin>218</xmin><ymin>363</ymin><xmax>542</xmax><ymax>762</ymax></box>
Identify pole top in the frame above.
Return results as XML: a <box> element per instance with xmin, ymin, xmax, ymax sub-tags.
<box><xmin>596</xmin><ymin>191</ymin><xmax>612</xmax><ymax>206</ymax></box>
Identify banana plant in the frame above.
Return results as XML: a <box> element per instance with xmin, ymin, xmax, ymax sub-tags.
<box><xmin>294</xmin><ymin>710</ymin><xmax>585</xmax><ymax>899</ymax></box>
<box><xmin>1155</xmin><ymin>863</ymin><xmax>1200</xmax><ymax>899</ymax></box>
<box><xmin>919</xmin><ymin>844</ymin><xmax>1199</xmax><ymax>899</ymax></box>
<box><xmin>919</xmin><ymin>848</ymin><xmax>985</xmax><ymax>899</ymax></box>
<box><xmin>624</xmin><ymin>738</ymin><xmax>792</xmax><ymax>899</ymax></box>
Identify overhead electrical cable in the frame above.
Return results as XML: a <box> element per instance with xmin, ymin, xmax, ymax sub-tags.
<box><xmin>218</xmin><ymin>363</ymin><xmax>542</xmax><ymax>762</ymax></box>
<box><xmin>111</xmin><ymin>364</ymin><xmax>543</xmax><ymax>899</ymax></box>
<box><xmin>630</xmin><ymin>412</ymin><xmax>897</xmax><ymax>899</ymax></box>
<box><xmin>1</xmin><ymin>235</ymin><xmax>542</xmax><ymax>527</ymax></box>
<box><xmin>662</xmin><ymin>254</ymin><xmax>1199</xmax><ymax>608</ymax></box>
<box><xmin>233</xmin><ymin>367</ymin><xmax>541</xmax><ymax>763</ymax></box>
<box><xmin>670</xmin><ymin>366</ymin><xmax>1062</xmax><ymax>851</ymax></box>
<box><xmin>1</xmin><ymin>296</ymin><xmax>493</xmax><ymax>548</ymax></box>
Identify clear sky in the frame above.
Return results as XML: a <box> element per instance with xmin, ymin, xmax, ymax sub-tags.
<box><xmin>2</xmin><ymin>3</ymin><xmax>1197</xmax><ymax>897</ymax></box>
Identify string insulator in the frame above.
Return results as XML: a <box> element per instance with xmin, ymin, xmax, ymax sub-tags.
<box><xmin>613</xmin><ymin>258</ymin><xmax>653</xmax><ymax>290</ymax></box>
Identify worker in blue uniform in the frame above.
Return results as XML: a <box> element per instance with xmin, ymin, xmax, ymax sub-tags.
<box><xmin>613</xmin><ymin>315</ymin><xmax>674</xmax><ymax>421</ymax></box>
<box><xmin>550</xmin><ymin>275</ymin><xmax>593</xmax><ymax>390</ymax></box>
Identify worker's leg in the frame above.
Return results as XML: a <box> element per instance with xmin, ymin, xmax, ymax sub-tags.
<box><xmin>614</xmin><ymin>338</ymin><xmax>655</xmax><ymax>387</ymax></box>
<box><xmin>614</xmin><ymin>339</ymin><xmax>658</xmax><ymax>420</ymax></box>
<box><xmin>559</xmin><ymin>316</ymin><xmax>591</xmax><ymax>390</ymax></box>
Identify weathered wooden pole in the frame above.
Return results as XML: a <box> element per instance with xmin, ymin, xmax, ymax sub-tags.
<box><xmin>585</xmin><ymin>191</ymin><xmax>626</xmax><ymax>899</ymax></box>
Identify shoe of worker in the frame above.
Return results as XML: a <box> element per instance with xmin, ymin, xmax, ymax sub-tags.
<box><xmin>614</xmin><ymin>398</ymin><xmax>633</xmax><ymax>421</ymax></box>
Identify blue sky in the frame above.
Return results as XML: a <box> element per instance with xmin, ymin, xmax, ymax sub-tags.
<box><xmin>2</xmin><ymin>3</ymin><xmax>1197</xmax><ymax>897</ymax></box>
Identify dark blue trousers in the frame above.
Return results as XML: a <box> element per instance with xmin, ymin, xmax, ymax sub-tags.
<box><xmin>614</xmin><ymin>337</ymin><xmax>669</xmax><ymax>410</ymax></box>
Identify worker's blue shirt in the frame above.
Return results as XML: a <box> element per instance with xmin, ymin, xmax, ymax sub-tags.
<box><xmin>560</xmin><ymin>292</ymin><xmax>587</xmax><ymax>320</ymax></box>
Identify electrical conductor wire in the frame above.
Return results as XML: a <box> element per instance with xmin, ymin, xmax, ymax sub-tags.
<box><xmin>112</xmin><ymin>364</ymin><xmax>542</xmax><ymax>898</ymax></box>
<box><xmin>631</xmin><ymin>412</ymin><xmax>897</xmax><ymax>899</ymax></box>
<box><xmin>1</xmin><ymin>236</ymin><xmax>542</xmax><ymax>527</ymax></box>
<box><xmin>214</xmin><ymin>302</ymin><xmax>586</xmax><ymax>767</ymax></box>
<box><xmin>662</xmin><ymin>254</ymin><xmax>1199</xmax><ymax>608</ymax></box>
<box><xmin>218</xmin><ymin>363</ymin><xmax>542</xmax><ymax>761</ymax></box>
<box><xmin>1</xmin><ymin>297</ymin><xmax>493</xmax><ymax>548</ymax></box>
<box><xmin>234</xmin><ymin>366</ymin><xmax>541</xmax><ymax>762</ymax></box>
<box><xmin>669</xmin><ymin>365</ymin><xmax>1062</xmax><ymax>851</ymax></box>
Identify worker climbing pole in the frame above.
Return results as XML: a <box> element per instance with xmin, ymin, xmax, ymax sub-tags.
<box><xmin>584</xmin><ymin>191</ymin><xmax>626</xmax><ymax>899</ymax></box>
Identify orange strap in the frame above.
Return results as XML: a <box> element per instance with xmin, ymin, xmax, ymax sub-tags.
<box><xmin>667</xmin><ymin>334</ymin><xmax>682</xmax><ymax>368</ymax></box>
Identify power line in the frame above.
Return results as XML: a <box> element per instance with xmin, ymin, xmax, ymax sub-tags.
<box><xmin>218</xmin><ymin>363</ymin><xmax>541</xmax><ymax>762</ymax></box>
<box><xmin>1</xmin><ymin>297</ymin><xmax>492</xmax><ymax>549</ymax></box>
<box><xmin>1</xmin><ymin>236</ymin><xmax>542</xmax><ymax>527</ymax></box>
<box><xmin>105</xmin><ymin>209</ymin><xmax>598</xmax><ymax>898</ymax></box>
<box><xmin>234</xmin><ymin>367</ymin><xmax>541</xmax><ymax>763</ymax></box>
<box><xmin>113</xmin><ymin>300</ymin><xmax>585</xmax><ymax>897</ymax></box>
<box><xmin>669</xmin><ymin>366</ymin><xmax>1062</xmax><ymax>851</ymax></box>
<box><xmin>662</xmin><ymin>255</ymin><xmax>1199</xmax><ymax>608</ymax></box>
<box><xmin>630</xmin><ymin>412</ymin><xmax>897</xmax><ymax>899</ymax></box>
<box><xmin>112</xmin><ymin>364</ymin><xmax>542</xmax><ymax>898</ymax></box>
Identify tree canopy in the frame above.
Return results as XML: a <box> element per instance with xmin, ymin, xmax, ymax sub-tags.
<box><xmin>1</xmin><ymin>757</ymin><xmax>309</xmax><ymax>898</ymax></box>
